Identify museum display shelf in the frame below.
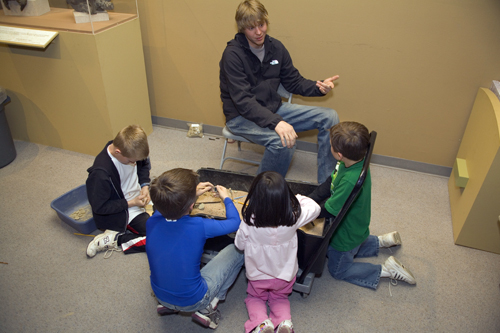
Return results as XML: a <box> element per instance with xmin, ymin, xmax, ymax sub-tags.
<box><xmin>1</xmin><ymin>0</ymin><xmax>138</xmax><ymax>34</ymax></box>
<box><xmin>0</xmin><ymin>0</ymin><xmax>152</xmax><ymax>156</ymax></box>
<box><xmin>0</xmin><ymin>8</ymin><xmax>136</xmax><ymax>34</ymax></box>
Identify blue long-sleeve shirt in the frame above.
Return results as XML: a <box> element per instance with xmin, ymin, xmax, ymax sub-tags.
<box><xmin>146</xmin><ymin>198</ymin><xmax>241</xmax><ymax>306</ymax></box>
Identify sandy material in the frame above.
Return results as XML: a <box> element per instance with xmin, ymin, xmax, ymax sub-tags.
<box><xmin>69</xmin><ymin>205</ymin><xmax>92</xmax><ymax>221</ymax></box>
<box><xmin>145</xmin><ymin>204</ymin><xmax>154</xmax><ymax>216</ymax></box>
<box><xmin>191</xmin><ymin>190</ymin><xmax>247</xmax><ymax>220</ymax></box>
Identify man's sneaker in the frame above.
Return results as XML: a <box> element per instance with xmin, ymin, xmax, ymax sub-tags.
<box><xmin>156</xmin><ymin>304</ymin><xmax>179</xmax><ymax>316</ymax></box>
<box><xmin>276</xmin><ymin>319</ymin><xmax>294</xmax><ymax>333</ymax></box>
<box><xmin>378</xmin><ymin>231</ymin><xmax>402</xmax><ymax>248</ymax></box>
<box><xmin>86</xmin><ymin>230</ymin><xmax>120</xmax><ymax>258</ymax></box>
<box><xmin>191</xmin><ymin>304</ymin><xmax>221</xmax><ymax>329</ymax></box>
<box><xmin>252</xmin><ymin>319</ymin><xmax>274</xmax><ymax>333</ymax></box>
<box><xmin>383</xmin><ymin>256</ymin><xmax>416</xmax><ymax>285</ymax></box>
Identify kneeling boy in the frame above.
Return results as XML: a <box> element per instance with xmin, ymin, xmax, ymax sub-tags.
<box><xmin>309</xmin><ymin>121</ymin><xmax>416</xmax><ymax>289</ymax></box>
<box><xmin>146</xmin><ymin>168</ymin><xmax>244</xmax><ymax>329</ymax></box>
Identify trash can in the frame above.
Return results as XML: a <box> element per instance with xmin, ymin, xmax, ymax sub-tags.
<box><xmin>0</xmin><ymin>87</ymin><xmax>16</xmax><ymax>168</ymax></box>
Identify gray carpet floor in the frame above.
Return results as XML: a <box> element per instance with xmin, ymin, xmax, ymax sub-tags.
<box><xmin>0</xmin><ymin>125</ymin><xmax>499</xmax><ymax>332</ymax></box>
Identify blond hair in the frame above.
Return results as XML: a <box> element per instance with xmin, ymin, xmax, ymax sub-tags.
<box><xmin>235</xmin><ymin>0</ymin><xmax>269</xmax><ymax>33</ymax></box>
<box><xmin>113</xmin><ymin>125</ymin><xmax>149</xmax><ymax>161</ymax></box>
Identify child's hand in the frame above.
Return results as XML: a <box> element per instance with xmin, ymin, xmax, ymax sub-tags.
<box><xmin>216</xmin><ymin>185</ymin><xmax>230</xmax><ymax>200</ymax></box>
<box><xmin>128</xmin><ymin>195</ymin><xmax>146</xmax><ymax>208</ymax></box>
<box><xmin>196</xmin><ymin>182</ymin><xmax>214</xmax><ymax>196</ymax></box>
<box><xmin>140</xmin><ymin>186</ymin><xmax>151</xmax><ymax>205</ymax></box>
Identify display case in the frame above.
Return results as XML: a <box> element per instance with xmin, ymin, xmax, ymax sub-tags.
<box><xmin>0</xmin><ymin>0</ymin><xmax>152</xmax><ymax>156</ymax></box>
<box><xmin>1</xmin><ymin>0</ymin><xmax>138</xmax><ymax>34</ymax></box>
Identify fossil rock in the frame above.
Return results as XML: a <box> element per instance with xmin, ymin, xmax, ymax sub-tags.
<box><xmin>3</xmin><ymin>0</ymin><xmax>28</xmax><ymax>11</ymax></box>
<box><xmin>66</xmin><ymin>0</ymin><xmax>114</xmax><ymax>15</ymax></box>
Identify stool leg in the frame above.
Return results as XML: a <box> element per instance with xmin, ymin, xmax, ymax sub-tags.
<box><xmin>220</xmin><ymin>139</ymin><xmax>229</xmax><ymax>169</ymax></box>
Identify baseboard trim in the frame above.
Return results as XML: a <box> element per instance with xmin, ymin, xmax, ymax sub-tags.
<box><xmin>152</xmin><ymin>116</ymin><xmax>452</xmax><ymax>177</ymax></box>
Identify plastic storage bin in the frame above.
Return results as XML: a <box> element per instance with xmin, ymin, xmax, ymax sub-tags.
<box><xmin>198</xmin><ymin>168</ymin><xmax>330</xmax><ymax>276</ymax></box>
<box><xmin>50</xmin><ymin>185</ymin><xmax>97</xmax><ymax>234</ymax></box>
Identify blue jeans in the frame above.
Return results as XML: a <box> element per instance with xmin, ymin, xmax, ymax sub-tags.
<box><xmin>158</xmin><ymin>244</ymin><xmax>244</xmax><ymax>312</ymax></box>
<box><xmin>327</xmin><ymin>235</ymin><xmax>382</xmax><ymax>290</ymax></box>
<box><xmin>226</xmin><ymin>102</ymin><xmax>339</xmax><ymax>183</ymax></box>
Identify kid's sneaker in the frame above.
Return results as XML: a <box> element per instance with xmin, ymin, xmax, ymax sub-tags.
<box><xmin>86</xmin><ymin>230</ymin><xmax>120</xmax><ymax>258</ymax></box>
<box><xmin>191</xmin><ymin>304</ymin><xmax>221</xmax><ymax>329</ymax></box>
<box><xmin>276</xmin><ymin>319</ymin><xmax>294</xmax><ymax>333</ymax></box>
<box><xmin>378</xmin><ymin>231</ymin><xmax>402</xmax><ymax>248</ymax></box>
<box><xmin>156</xmin><ymin>304</ymin><xmax>179</xmax><ymax>316</ymax></box>
<box><xmin>252</xmin><ymin>319</ymin><xmax>274</xmax><ymax>333</ymax></box>
<box><xmin>383</xmin><ymin>256</ymin><xmax>416</xmax><ymax>285</ymax></box>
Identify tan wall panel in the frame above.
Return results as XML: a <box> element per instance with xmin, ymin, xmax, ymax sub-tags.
<box><xmin>455</xmin><ymin>151</ymin><xmax>500</xmax><ymax>254</ymax></box>
<box><xmin>95</xmin><ymin>19</ymin><xmax>153</xmax><ymax>135</ymax></box>
<box><xmin>137</xmin><ymin>0</ymin><xmax>500</xmax><ymax>167</ymax></box>
<box><xmin>448</xmin><ymin>88</ymin><xmax>500</xmax><ymax>254</ymax></box>
<box><xmin>138</xmin><ymin>1</ymin><xmax>226</xmax><ymax>125</ymax></box>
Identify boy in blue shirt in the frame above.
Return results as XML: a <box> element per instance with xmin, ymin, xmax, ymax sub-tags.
<box><xmin>146</xmin><ymin>168</ymin><xmax>244</xmax><ymax>329</ymax></box>
<box><xmin>309</xmin><ymin>122</ymin><xmax>416</xmax><ymax>289</ymax></box>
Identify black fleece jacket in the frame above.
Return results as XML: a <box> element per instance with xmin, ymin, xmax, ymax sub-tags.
<box><xmin>219</xmin><ymin>33</ymin><xmax>324</xmax><ymax>130</ymax></box>
<box><xmin>86</xmin><ymin>141</ymin><xmax>151</xmax><ymax>231</ymax></box>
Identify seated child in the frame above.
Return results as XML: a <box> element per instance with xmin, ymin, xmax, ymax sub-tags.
<box><xmin>308</xmin><ymin>121</ymin><xmax>416</xmax><ymax>289</ymax></box>
<box><xmin>146</xmin><ymin>168</ymin><xmax>244</xmax><ymax>330</ymax></box>
<box><xmin>86</xmin><ymin>124</ymin><xmax>151</xmax><ymax>258</ymax></box>
<box><xmin>235</xmin><ymin>171</ymin><xmax>320</xmax><ymax>333</ymax></box>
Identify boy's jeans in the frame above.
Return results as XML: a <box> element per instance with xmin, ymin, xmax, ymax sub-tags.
<box><xmin>327</xmin><ymin>235</ymin><xmax>382</xmax><ymax>290</ymax></box>
<box><xmin>159</xmin><ymin>244</ymin><xmax>244</xmax><ymax>312</ymax></box>
<box><xmin>226</xmin><ymin>102</ymin><xmax>339</xmax><ymax>183</ymax></box>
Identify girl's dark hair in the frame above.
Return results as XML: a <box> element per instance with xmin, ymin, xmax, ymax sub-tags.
<box><xmin>242</xmin><ymin>171</ymin><xmax>301</xmax><ymax>228</ymax></box>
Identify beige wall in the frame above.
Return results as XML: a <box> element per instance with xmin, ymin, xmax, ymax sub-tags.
<box><xmin>137</xmin><ymin>0</ymin><xmax>500</xmax><ymax>168</ymax></box>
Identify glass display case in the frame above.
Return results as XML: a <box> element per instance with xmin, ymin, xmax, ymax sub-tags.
<box><xmin>0</xmin><ymin>0</ymin><xmax>138</xmax><ymax>34</ymax></box>
<box><xmin>0</xmin><ymin>0</ymin><xmax>152</xmax><ymax>157</ymax></box>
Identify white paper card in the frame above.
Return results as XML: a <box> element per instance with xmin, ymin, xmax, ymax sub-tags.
<box><xmin>0</xmin><ymin>25</ymin><xmax>58</xmax><ymax>48</ymax></box>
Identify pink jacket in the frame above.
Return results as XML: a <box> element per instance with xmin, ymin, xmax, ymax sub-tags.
<box><xmin>234</xmin><ymin>194</ymin><xmax>321</xmax><ymax>282</ymax></box>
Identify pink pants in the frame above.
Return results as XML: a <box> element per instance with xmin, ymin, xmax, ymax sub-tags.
<box><xmin>244</xmin><ymin>277</ymin><xmax>295</xmax><ymax>333</ymax></box>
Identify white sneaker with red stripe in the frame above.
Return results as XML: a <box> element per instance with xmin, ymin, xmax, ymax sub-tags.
<box><xmin>86</xmin><ymin>230</ymin><xmax>120</xmax><ymax>258</ymax></box>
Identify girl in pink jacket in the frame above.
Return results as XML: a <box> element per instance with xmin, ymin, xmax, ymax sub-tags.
<box><xmin>234</xmin><ymin>171</ymin><xmax>320</xmax><ymax>333</ymax></box>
